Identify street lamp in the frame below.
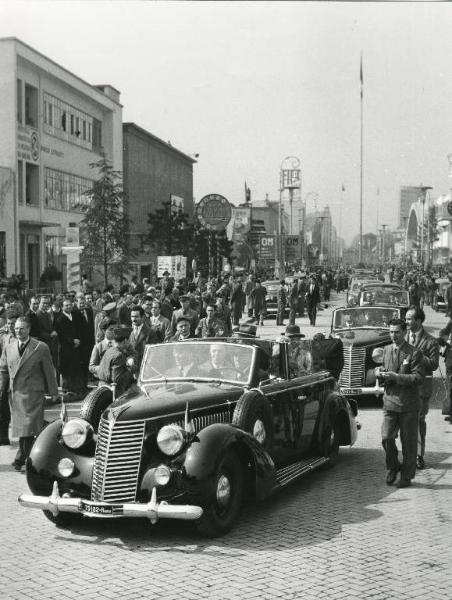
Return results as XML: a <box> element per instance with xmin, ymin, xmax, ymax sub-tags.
<box><xmin>279</xmin><ymin>156</ymin><xmax>301</xmax><ymax>275</ymax></box>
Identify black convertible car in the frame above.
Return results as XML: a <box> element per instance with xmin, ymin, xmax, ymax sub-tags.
<box><xmin>19</xmin><ymin>337</ymin><xmax>358</xmax><ymax>537</ymax></box>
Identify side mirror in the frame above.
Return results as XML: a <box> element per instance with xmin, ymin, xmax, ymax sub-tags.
<box><xmin>372</xmin><ymin>347</ymin><xmax>384</xmax><ymax>364</ymax></box>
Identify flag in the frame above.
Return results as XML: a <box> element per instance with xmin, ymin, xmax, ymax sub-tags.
<box><xmin>360</xmin><ymin>53</ymin><xmax>363</xmax><ymax>99</ymax></box>
<box><xmin>245</xmin><ymin>181</ymin><xmax>251</xmax><ymax>203</ymax></box>
<box><xmin>184</xmin><ymin>399</ymin><xmax>195</xmax><ymax>434</ymax></box>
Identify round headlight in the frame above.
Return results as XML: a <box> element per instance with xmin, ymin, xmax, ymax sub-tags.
<box><xmin>156</xmin><ymin>425</ymin><xmax>186</xmax><ymax>456</ymax></box>
<box><xmin>61</xmin><ymin>418</ymin><xmax>92</xmax><ymax>449</ymax></box>
<box><xmin>154</xmin><ymin>464</ymin><xmax>171</xmax><ymax>486</ymax></box>
<box><xmin>58</xmin><ymin>457</ymin><xmax>75</xmax><ymax>477</ymax></box>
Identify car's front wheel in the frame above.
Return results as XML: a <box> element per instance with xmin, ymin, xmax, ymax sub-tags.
<box><xmin>195</xmin><ymin>451</ymin><xmax>243</xmax><ymax>538</ymax></box>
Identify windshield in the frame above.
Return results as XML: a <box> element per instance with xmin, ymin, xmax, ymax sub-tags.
<box><xmin>140</xmin><ymin>341</ymin><xmax>255</xmax><ymax>384</ymax></box>
<box><xmin>333</xmin><ymin>307</ymin><xmax>401</xmax><ymax>330</ymax></box>
<box><xmin>360</xmin><ymin>286</ymin><xmax>408</xmax><ymax>306</ymax></box>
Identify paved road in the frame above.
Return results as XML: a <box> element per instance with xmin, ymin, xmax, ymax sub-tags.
<box><xmin>1</xmin><ymin>292</ymin><xmax>452</xmax><ymax>599</ymax></box>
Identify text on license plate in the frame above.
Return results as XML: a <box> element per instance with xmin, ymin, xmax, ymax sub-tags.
<box><xmin>342</xmin><ymin>388</ymin><xmax>362</xmax><ymax>395</ymax></box>
<box><xmin>81</xmin><ymin>501</ymin><xmax>114</xmax><ymax>515</ymax></box>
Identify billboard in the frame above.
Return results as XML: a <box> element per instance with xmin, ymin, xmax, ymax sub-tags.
<box><xmin>259</xmin><ymin>235</ymin><xmax>276</xmax><ymax>262</ymax></box>
<box><xmin>226</xmin><ymin>207</ymin><xmax>251</xmax><ymax>242</ymax></box>
<box><xmin>284</xmin><ymin>235</ymin><xmax>301</xmax><ymax>262</ymax></box>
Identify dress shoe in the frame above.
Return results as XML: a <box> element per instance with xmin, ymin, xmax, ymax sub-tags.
<box><xmin>0</xmin><ymin>438</ymin><xmax>10</xmax><ymax>446</ymax></box>
<box><xmin>386</xmin><ymin>469</ymin><xmax>398</xmax><ymax>485</ymax></box>
<box><xmin>11</xmin><ymin>460</ymin><xmax>24</xmax><ymax>471</ymax></box>
<box><xmin>397</xmin><ymin>479</ymin><xmax>412</xmax><ymax>488</ymax></box>
<box><xmin>416</xmin><ymin>456</ymin><xmax>425</xmax><ymax>470</ymax></box>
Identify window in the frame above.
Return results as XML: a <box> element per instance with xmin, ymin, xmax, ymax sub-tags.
<box><xmin>25</xmin><ymin>84</ymin><xmax>38</xmax><ymax>127</ymax></box>
<box><xmin>45</xmin><ymin>235</ymin><xmax>64</xmax><ymax>273</ymax></box>
<box><xmin>25</xmin><ymin>163</ymin><xmax>39</xmax><ymax>205</ymax></box>
<box><xmin>44</xmin><ymin>167</ymin><xmax>92</xmax><ymax>212</ymax></box>
<box><xmin>17</xmin><ymin>79</ymin><xmax>23</xmax><ymax>123</ymax></box>
<box><xmin>92</xmin><ymin>118</ymin><xmax>102</xmax><ymax>151</ymax></box>
<box><xmin>17</xmin><ymin>160</ymin><xmax>24</xmax><ymax>204</ymax></box>
<box><xmin>43</xmin><ymin>92</ymin><xmax>97</xmax><ymax>151</ymax></box>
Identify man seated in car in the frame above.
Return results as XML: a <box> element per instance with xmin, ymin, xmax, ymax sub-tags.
<box><xmin>282</xmin><ymin>325</ymin><xmax>312</xmax><ymax>377</ymax></box>
<box><xmin>167</xmin><ymin>344</ymin><xmax>198</xmax><ymax>377</ymax></box>
<box><xmin>199</xmin><ymin>343</ymin><xmax>236</xmax><ymax>378</ymax></box>
<box><xmin>342</xmin><ymin>312</ymin><xmax>355</xmax><ymax>328</ymax></box>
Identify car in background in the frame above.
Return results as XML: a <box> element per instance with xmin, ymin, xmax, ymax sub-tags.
<box><xmin>262</xmin><ymin>280</ymin><xmax>289</xmax><ymax>318</ymax></box>
<box><xmin>19</xmin><ymin>337</ymin><xmax>358</xmax><ymax>537</ymax></box>
<box><xmin>433</xmin><ymin>278</ymin><xmax>450</xmax><ymax>312</ymax></box>
<box><xmin>358</xmin><ymin>283</ymin><xmax>409</xmax><ymax>317</ymax></box>
<box><xmin>331</xmin><ymin>306</ymin><xmax>403</xmax><ymax>399</ymax></box>
<box><xmin>346</xmin><ymin>277</ymin><xmax>380</xmax><ymax>306</ymax></box>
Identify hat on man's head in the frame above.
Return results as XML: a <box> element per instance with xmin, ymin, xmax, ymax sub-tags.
<box><xmin>282</xmin><ymin>324</ymin><xmax>305</xmax><ymax>338</ymax></box>
<box><xmin>232</xmin><ymin>323</ymin><xmax>257</xmax><ymax>338</ymax></box>
<box><xmin>176</xmin><ymin>315</ymin><xmax>191</xmax><ymax>325</ymax></box>
<box><xmin>103</xmin><ymin>301</ymin><xmax>117</xmax><ymax>313</ymax></box>
<box><xmin>113</xmin><ymin>325</ymin><xmax>132</xmax><ymax>341</ymax></box>
<box><xmin>100</xmin><ymin>317</ymin><xmax>118</xmax><ymax>331</ymax></box>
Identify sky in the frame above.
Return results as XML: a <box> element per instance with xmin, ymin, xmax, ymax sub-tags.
<box><xmin>2</xmin><ymin>1</ymin><xmax>452</xmax><ymax>244</ymax></box>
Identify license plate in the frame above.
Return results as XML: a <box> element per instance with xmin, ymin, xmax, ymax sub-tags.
<box><xmin>81</xmin><ymin>501</ymin><xmax>116</xmax><ymax>515</ymax></box>
<box><xmin>342</xmin><ymin>388</ymin><xmax>361</xmax><ymax>395</ymax></box>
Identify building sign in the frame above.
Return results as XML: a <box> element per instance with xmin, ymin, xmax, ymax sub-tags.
<box><xmin>157</xmin><ymin>255</ymin><xmax>187</xmax><ymax>280</ymax></box>
<box><xmin>259</xmin><ymin>235</ymin><xmax>276</xmax><ymax>262</ymax></box>
<box><xmin>226</xmin><ymin>207</ymin><xmax>251</xmax><ymax>242</ymax></box>
<box><xmin>197</xmin><ymin>194</ymin><xmax>232</xmax><ymax>231</ymax></box>
<box><xmin>65</xmin><ymin>227</ymin><xmax>80</xmax><ymax>247</ymax></box>
<box><xmin>284</xmin><ymin>235</ymin><xmax>301</xmax><ymax>262</ymax></box>
<box><xmin>41</xmin><ymin>145</ymin><xmax>64</xmax><ymax>159</ymax></box>
<box><xmin>17</xmin><ymin>125</ymin><xmax>40</xmax><ymax>164</ymax></box>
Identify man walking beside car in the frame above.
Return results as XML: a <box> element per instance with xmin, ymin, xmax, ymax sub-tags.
<box><xmin>305</xmin><ymin>275</ymin><xmax>321</xmax><ymax>326</ymax></box>
<box><xmin>376</xmin><ymin>318</ymin><xmax>424</xmax><ymax>488</ymax></box>
<box><xmin>405</xmin><ymin>306</ymin><xmax>439</xmax><ymax>470</ymax></box>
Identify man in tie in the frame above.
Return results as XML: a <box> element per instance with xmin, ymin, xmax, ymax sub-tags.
<box><xmin>405</xmin><ymin>306</ymin><xmax>439</xmax><ymax>469</ymax></box>
<box><xmin>305</xmin><ymin>275</ymin><xmax>321</xmax><ymax>326</ymax></box>
<box><xmin>129</xmin><ymin>306</ymin><xmax>156</xmax><ymax>370</ymax></box>
<box><xmin>0</xmin><ymin>316</ymin><xmax>58</xmax><ymax>470</ymax></box>
<box><xmin>376</xmin><ymin>318</ymin><xmax>424</xmax><ymax>488</ymax></box>
<box><xmin>89</xmin><ymin>318</ymin><xmax>118</xmax><ymax>380</ymax></box>
<box><xmin>149</xmin><ymin>301</ymin><xmax>171</xmax><ymax>341</ymax></box>
<box><xmin>75</xmin><ymin>295</ymin><xmax>95</xmax><ymax>392</ymax></box>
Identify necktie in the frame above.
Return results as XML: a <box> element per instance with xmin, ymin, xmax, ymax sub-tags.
<box><xmin>19</xmin><ymin>342</ymin><xmax>26</xmax><ymax>356</ymax></box>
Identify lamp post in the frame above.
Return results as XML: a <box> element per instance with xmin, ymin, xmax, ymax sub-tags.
<box><xmin>381</xmin><ymin>224</ymin><xmax>387</xmax><ymax>265</ymax></box>
<box><xmin>279</xmin><ymin>156</ymin><xmax>301</xmax><ymax>274</ymax></box>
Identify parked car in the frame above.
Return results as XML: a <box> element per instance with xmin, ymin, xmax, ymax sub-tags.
<box><xmin>331</xmin><ymin>306</ymin><xmax>403</xmax><ymax>399</ymax></box>
<box><xmin>433</xmin><ymin>278</ymin><xmax>450</xmax><ymax>312</ymax></box>
<box><xmin>261</xmin><ymin>280</ymin><xmax>289</xmax><ymax>318</ymax></box>
<box><xmin>19</xmin><ymin>337</ymin><xmax>358</xmax><ymax>537</ymax></box>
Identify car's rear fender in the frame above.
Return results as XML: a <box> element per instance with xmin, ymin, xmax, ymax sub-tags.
<box><xmin>183</xmin><ymin>423</ymin><xmax>276</xmax><ymax>502</ymax></box>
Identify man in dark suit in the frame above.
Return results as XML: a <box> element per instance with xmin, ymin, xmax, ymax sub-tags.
<box><xmin>55</xmin><ymin>298</ymin><xmax>84</xmax><ymax>400</ymax></box>
<box><xmin>0</xmin><ymin>316</ymin><xmax>58</xmax><ymax>469</ymax></box>
<box><xmin>96</xmin><ymin>326</ymin><xmax>135</xmax><ymax>397</ymax></box>
<box><xmin>405</xmin><ymin>306</ymin><xmax>439</xmax><ymax>469</ymax></box>
<box><xmin>36</xmin><ymin>296</ymin><xmax>59</xmax><ymax>369</ymax></box>
<box><xmin>75</xmin><ymin>295</ymin><xmax>95</xmax><ymax>391</ymax></box>
<box><xmin>230</xmin><ymin>277</ymin><xmax>244</xmax><ymax>326</ymax></box>
<box><xmin>376</xmin><ymin>318</ymin><xmax>424</xmax><ymax>488</ymax></box>
<box><xmin>129</xmin><ymin>306</ymin><xmax>159</xmax><ymax>370</ymax></box>
<box><xmin>305</xmin><ymin>275</ymin><xmax>321</xmax><ymax>326</ymax></box>
<box><xmin>26</xmin><ymin>296</ymin><xmax>41</xmax><ymax>339</ymax></box>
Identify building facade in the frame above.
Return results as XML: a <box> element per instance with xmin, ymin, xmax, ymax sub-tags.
<box><xmin>122</xmin><ymin>123</ymin><xmax>195</xmax><ymax>282</ymax></box>
<box><xmin>399</xmin><ymin>186</ymin><xmax>424</xmax><ymax>228</ymax></box>
<box><xmin>0</xmin><ymin>38</ymin><xmax>122</xmax><ymax>290</ymax></box>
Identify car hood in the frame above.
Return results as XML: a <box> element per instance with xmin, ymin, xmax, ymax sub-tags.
<box><xmin>334</xmin><ymin>328</ymin><xmax>390</xmax><ymax>346</ymax></box>
<box><xmin>108</xmin><ymin>381</ymin><xmax>245</xmax><ymax>422</ymax></box>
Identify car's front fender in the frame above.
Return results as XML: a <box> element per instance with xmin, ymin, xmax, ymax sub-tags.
<box><xmin>183</xmin><ymin>423</ymin><xmax>276</xmax><ymax>502</ymax></box>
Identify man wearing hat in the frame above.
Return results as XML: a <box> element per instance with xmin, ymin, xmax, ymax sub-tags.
<box><xmin>232</xmin><ymin>323</ymin><xmax>258</xmax><ymax>339</ymax></box>
<box><xmin>96</xmin><ymin>325</ymin><xmax>135</xmax><ymax>396</ymax></box>
<box><xmin>196</xmin><ymin>304</ymin><xmax>225</xmax><ymax>338</ymax></box>
<box><xmin>169</xmin><ymin>316</ymin><xmax>193</xmax><ymax>342</ymax></box>
<box><xmin>94</xmin><ymin>300</ymin><xmax>118</xmax><ymax>343</ymax></box>
<box><xmin>282</xmin><ymin>325</ymin><xmax>312</xmax><ymax>378</ymax></box>
<box><xmin>305</xmin><ymin>274</ymin><xmax>321</xmax><ymax>326</ymax></box>
<box><xmin>170</xmin><ymin>295</ymin><xmax>199</xmax><ymax>337</ymax></box>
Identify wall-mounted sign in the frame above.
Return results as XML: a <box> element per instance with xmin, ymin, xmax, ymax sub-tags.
<box><xmin>197</xmin><ymin>194</ymin><xmax>232</xmax><ymax>231</ymax></box>
<box><xmin>17</xmin><ymin>125</ymin><xmax>40</xmax><ymax>164</ymax></box>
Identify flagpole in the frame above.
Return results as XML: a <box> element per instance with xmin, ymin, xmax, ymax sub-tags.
<box><xmin>359</xmin><ymin>52</ymin><xmax>364</xmax><ymax>263</ymax></box>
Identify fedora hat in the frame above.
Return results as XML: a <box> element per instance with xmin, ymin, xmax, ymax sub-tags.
<box><xmin>232</xmin><ymin>323</ymin><xmax>257</xmax><ymax>338</ymax></box>
<box><xmin>282</xmin><ymin>324</ymin><xmax>305</xmax><ymax>338</ymax></box>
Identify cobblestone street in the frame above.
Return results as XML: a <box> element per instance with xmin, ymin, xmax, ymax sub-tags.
<box><xmin>1</xmin><ymin>295</ymin><xmax>452</xmax><ymax>600</ymax></box>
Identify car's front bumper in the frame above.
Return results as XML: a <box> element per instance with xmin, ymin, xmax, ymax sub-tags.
<box><xmin>19</xmin><ymin>482</ymin><xmax>203</xmax><ymax>524</ymax></box>
<box><xmin>340</xmin><ymin>385</ymin><xmax>384</xmax><ymax>396</ymax></box>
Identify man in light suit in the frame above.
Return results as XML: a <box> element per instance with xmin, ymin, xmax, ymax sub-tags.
<box><xmin>0</xmin><ymin>316</ymin><xmax>58</xmax><ymax>470</ymax></box>
<box><xmin>376</xmin><ymin>318</ymin><xmax>424</xmax><ymax>488</ymax></box>
<box><xmin>405</xmin><ymin>306</ymin><xmax>439</xmax><ymax>469</ymax></box>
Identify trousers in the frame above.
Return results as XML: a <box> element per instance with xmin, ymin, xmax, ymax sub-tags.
<box><xmin>381</xmin><ymin>409</ymin><xmax>419</xmax><ymax>480</ymax></box>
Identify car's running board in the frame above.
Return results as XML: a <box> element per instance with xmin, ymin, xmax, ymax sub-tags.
<box><xmin>275</xmin><ymin>457</ymin><xmax>329</xmax><ymax>488</ymax></box>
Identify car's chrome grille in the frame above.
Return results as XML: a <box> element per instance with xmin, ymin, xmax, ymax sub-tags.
<box><xmin>173</xmin><ymin>409</ymin><xmax>231</xmax><ymax>433</ymax></box>
<box><xmin>91</xmin><ymin>417</ymin><xmax>145</xmax><ymax>503</ymax></box>
<box><xmin>339</xmin><ymin>346</ymin><xmax>366</xmax><ymax>387</ymax></box>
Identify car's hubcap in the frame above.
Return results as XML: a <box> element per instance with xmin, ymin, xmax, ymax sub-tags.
<box><xmin>253</xmin><ymin>419</ymin><xmax>266</xmax><ymax>444</ymax></box>
<box><xmin>216</xmin><ymin>474</ymin><xmax>232</xmax><ymax>508</ymax></box>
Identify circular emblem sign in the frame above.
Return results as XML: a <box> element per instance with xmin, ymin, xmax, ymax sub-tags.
<box><xmin>447</xmin><ymin>201</ymin><xmax>452</xmax><ymax>216</ymax></box>
<box><xmin>197</xmin><ymin>194</ymin><xmax>232</xmax><ymax>231</ymax></box>
<box><xmin>30</xmin><ymin>131</ymin><xmax>40</xmax><ymax>162</ymax></box>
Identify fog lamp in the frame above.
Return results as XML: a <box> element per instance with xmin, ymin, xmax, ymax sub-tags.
<box><xmin>58</xmin><ymin>458</ymin><xmax>75</xmax><ymax>477</ymax></box>
<box><xmin>154</xmin><ymin>464</ymin><xmax>171</xmax><ymax>486</ymax></box>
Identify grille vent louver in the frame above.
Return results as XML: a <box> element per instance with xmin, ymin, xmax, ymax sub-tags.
<box><xmin>339</xmin><ymin>346</ymin><xmax>366</xmax><ymax>388</ymax></box>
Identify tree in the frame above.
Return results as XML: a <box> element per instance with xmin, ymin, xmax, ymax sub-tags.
<box><xmin>146</xmin><ymin>200</ymin><xmax>191</xmax><ymax>255</ymax></box>
<box><xmin>80</xmin><ymin>157</ymin><xmax>130</xmax><ymax>288</ymax></box>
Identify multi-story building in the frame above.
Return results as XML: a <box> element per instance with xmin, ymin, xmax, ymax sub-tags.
<box><xmin>122</xmin><ymin>123</ymin><xmax>196</xmax><ymax>282</ymax></box>
<box><xmin>0</xmin><ymin>38</ymin><xmax>122</xmax><ymax>290</ymax></box>
<box><xmin>399</xmin><ymin>186</ymin><xmax>424</xmax><ymax>228</ymax></box>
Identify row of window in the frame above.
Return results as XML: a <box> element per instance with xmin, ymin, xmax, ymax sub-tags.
<box><xmin>44</xmin><ymin>167</ymin><xmax>92</xmax><ymax>212</ymax></box>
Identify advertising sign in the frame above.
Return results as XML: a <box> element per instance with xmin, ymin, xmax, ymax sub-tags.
<box><xmin>17</xmin><ymin>125</ymin><xmax>40</xmax><ymax>164</ymax></box>
<box><xmin>259</xmin><ymin>235</ymin><xmax>276</xmax><ymax>262</ymax></box>
<box><xmin>157</xmin><ymin>255</ymin><xmax>187</xmax><ymax>280</ymax></box>
<box><xmin>226</xmin><ymin>207</ymin><xmax>251</xmax><ymax>242</ymax></box>
<box><xmin>197</xmin><ymin>194</ymin><xmax>232</xmax><ymax>231</ymax></box>
<box><xmin>284</xmin><ymin>235</ymin><xmax>301</xmax><ymax>262</ymax></box>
